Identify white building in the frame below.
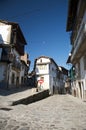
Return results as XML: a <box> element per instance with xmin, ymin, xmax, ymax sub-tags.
<box><xmin>66</xmin><ymin>0</ymin><xmax>86</xmax><ymax>99</ymax></box>
<box><xmin>0</xmin><ymin>20</ymin><xmax>30</xmax><ymax>89</ymax></box>
<box><xmin>34</xmin><ymin>56</ymin><xmax>64</xmax><ymax>95</ymax></box>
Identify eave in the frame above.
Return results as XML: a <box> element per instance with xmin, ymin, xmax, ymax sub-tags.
<box><xmin>66</xmin><ymin>0</ymin><xmax>78</xmax><ymax>31</ymax></box>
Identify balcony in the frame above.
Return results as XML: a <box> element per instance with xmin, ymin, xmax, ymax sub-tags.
<box><xmin>0</xmin><ymin>48</ymin><xmax>14</xmax><ymax>63</ymax></box>
<box><xmin>71</xmin><ymin>23</ymin><xmax>86</xmax><ymax>63</ymax></box>
<box><xmin>12</xmin><ymin>60</ymin><xmax>21</xmax><ymax>71</ymax></box>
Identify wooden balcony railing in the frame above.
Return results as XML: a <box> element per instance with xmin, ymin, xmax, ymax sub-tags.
<box><xmin>71</xmin><ymin>23</ymin><xmax>86</xmax><ymax>62</ymax></box>
<box><xmin>12</xmin><ymin>60</ymin><xmax>21</xmax><ymax>71</ymax></box>
<box><xmin>1</xmin><ymin>52</ymin><xmax>14</xmax><ymax>63</ymax></box>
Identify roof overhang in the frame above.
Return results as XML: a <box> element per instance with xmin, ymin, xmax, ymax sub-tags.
<box><xmin>66</xmin><ymin>0</ymin><xmax>78</xmax><ymax>31</ymax></box>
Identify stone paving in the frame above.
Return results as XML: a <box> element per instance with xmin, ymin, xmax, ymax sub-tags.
<box><xmin>0</xmin><ymin>87</ymin><xmax>36</xmax><ymax>107</ymax></box>
<box><xmin>0</xmin><ymin>92</ymin><xmax>86</xmax><ymax>130</ymax></box>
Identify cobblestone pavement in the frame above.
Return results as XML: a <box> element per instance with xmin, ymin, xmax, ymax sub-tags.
<box><xmin>0</xmin><ymin>88</ymin><xmax>36</xmax><ymax>106</ymax></box>
<box><xmin>0</xmin><ymin>94</ymin><xmax>86</xmax><ymax>130</ymax></box>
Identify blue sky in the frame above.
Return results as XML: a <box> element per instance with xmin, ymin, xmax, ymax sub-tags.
<box><xmin>0</xmin><ymin>0</ymin><xmax>71</xmax><ymax>71</ymax></box>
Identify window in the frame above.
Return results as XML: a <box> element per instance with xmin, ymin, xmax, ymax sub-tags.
<box><xmin>37</xmin><ymin>64</ymin><xmax>47</xmax><ymax>70</ymax></box>
<box><xmin>40</xmin><ymin>59</ymin><xmax>42</xmax><ymax>63</ymax></box>
<box><xmin>40</xmin><ymin>77</ymin><xmax>44</xmax><ymax>80</ymax></box>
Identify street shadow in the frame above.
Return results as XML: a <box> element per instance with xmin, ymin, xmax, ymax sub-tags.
<box><xmin>0</xmin><ymin>86</ymin><xmax>35</xmax><ymax>96</ymax></box>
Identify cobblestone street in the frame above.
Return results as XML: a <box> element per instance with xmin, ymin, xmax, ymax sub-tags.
<box><xmin>0</xmin><ymin>94</ymin><xmax>86</xmax><ymax>130</ymax></box>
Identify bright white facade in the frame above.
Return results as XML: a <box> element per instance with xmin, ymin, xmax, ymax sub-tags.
<box><xmin>0</xmin><ymin>23</ymin><xmax>11</xmax><ymax>44</ymax></box>
<box><xmin>34</xmin><ymin>56</ymin><xmax>60</xmax><ymax>94</ymax></box>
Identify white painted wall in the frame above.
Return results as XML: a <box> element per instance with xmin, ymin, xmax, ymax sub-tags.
<box><xmin>0</xmin><ymin>23</ymin><xmax>11</xmax><ymax>44</ymax></box>
<box><xmin>35</xmin><ymin>57</ymin><xmax>50</xmax><ymax>90</ymax></box>
<box><xmin>37</xmin><ymin>74</ymin><xmax>49</xmax><ymax>90</ymax></box>
<box><xmin>36</xmin><ymin>64</ymin><xmax>49</xmax><ymax>75</ymax></box>
<box><xmin>36</xmin><ymin>57</ymin><xmax>50</xmax><ymax>64</ymax></box>
<box><xmin>35</xmin><ymin>57</ymin><xmax>58</xmax><ymax>94</ymax></box>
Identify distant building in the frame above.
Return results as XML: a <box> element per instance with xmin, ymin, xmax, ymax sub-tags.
<box><xmin>0</xmin><ymin>20</ymin><xmax>30</xmax><ymax>88</ymax></box>
<box><xmin>34</xmin><ymin>56</ymin><xmax>68</xmax><ymax>95</ymax></box>
<box><xmin>66</xmin><ymin>0</ymin><xmax>86</xmax><ymax>99</ymax></box>
<box><xmin>58</xmin><ymin>66</ymin><xmax>68</xmax><ymax>94</ymax></box>
<box><xmin>28</xmin><ymin>70</ymin><xmax>36</xmax><ymax>87</ymax></box>
<box><xmin>21</xmin><ymin>53</ymin><xmax>31</xmax><ymax>86</ymax></box>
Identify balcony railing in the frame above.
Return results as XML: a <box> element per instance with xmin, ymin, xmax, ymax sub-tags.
<box><xmin>71</xmin><ymin>22</ymin><xmax>86</xmax><ymax>62</ymax></box>
<box><xmin>1</xmin><ymin>51</ymin><xmax>14</xmax><ymax>63</ymax></box>
<box><xmin>12</xmin><ymin>60</ymin><xmax>21</xmax><ymax>71</ymax></box>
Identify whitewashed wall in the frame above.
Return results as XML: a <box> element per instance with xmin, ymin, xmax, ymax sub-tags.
<box><xmin>0</xmin><ymin>23</ymin><xmax>11</xmax><ymax>44</ymax></box>
<box><xmin>36</xmin><ymin>57</ymin><xmax>50</xmax><ymax>75</ymax></box>
<box><xmin>35</xmin><ymin>57</ymin><xmax>59</xmax><ymax>94</ymax></box>
<box><xmin>37</xmin><ymin>75</ymin><xmax>49</xmax><ymax>90</ymax></box>
<box><xmin>36</xmin><ymin>64</ymin><xmax>49</xmax><ymax>75</ymax></box>
<box><xmin>36</xmin><ymin>57</ymin><xmax>50</xmax><ymax>64</ymax></box>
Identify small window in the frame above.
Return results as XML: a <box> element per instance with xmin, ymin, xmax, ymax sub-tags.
<box><xmin>40</xmin><ymin>59</ymin><xmax>42</xmax><ymax>63</ymax></box>
<box><xmin>40</xmin><ymin>77</ymin><xmax>44</xmax><ymax>80</ymax></box>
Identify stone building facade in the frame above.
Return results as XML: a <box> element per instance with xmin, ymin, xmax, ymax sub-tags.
<box><xmin>0</xmin><ymin>20</ymin><xmax>30</xmax><ymax>89</ymax></box>
<box><xmin>66</xmin><ymin>0</ymin><xmax>86</xmax><ymax>99</ymax></box>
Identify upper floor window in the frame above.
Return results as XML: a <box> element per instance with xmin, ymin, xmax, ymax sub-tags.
<box><xmin>40</xmin><ymin>59</ymin><xmax>42</xmax><ymax>63</ymax></box>
<box><xmin>40</xmin><ymin>77</ymin><xmax>44</xmax><ymax>80</ymax></box>
<box><xmin>36</xmin><ymin>64</ymin><xmax>47</xmax><ymax>70</ymax></box>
